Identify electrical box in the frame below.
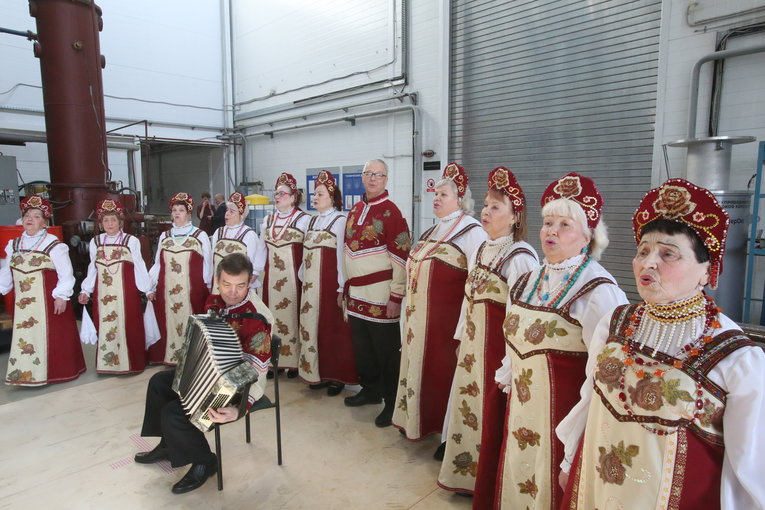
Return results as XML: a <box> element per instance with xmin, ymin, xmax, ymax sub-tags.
<box><xmin>0</xmin><ymin>156</ymin><xmax>19</xmax><ymax>226</ymax></box>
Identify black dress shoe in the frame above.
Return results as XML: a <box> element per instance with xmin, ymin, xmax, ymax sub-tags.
<box><xmin>134</xmin><ymin>445</ymin><xmax>169</xmax><ymax>464</ymax></box>
<box><xmin>309</xmin><ymin>381</ymin><xmax>330</xmax><ymax>390</ymax></box>
<box><xmin>344</xmin><ymin>391</ymin><xmax>382</xmax><ymax>407</ymax></box>
<box><xmin>171</xmin><ymin>458</ymin><xmax>218</xmax><ymax>494</ymax></box>
<box><xmin>375</xmin><ymin>406</ymin><xmax>394</xmax><ymax>428</ymax></box>
<box><xmin>326</xmin><ymin>382</ymin><xmax>344</xmax><ymax>396</ymax></box>
<box><xmin>433</xmin><ymin>441</ymin><xmax>446</xmax><ymax>461</ymax></box>
<box><xmin>287</xmin><ymin>369</ymin><xmax>298</xmax><ymax>378</ymax></box>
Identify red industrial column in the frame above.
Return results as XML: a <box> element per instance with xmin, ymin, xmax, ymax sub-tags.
<box><xmin>29</xmin><ymin>0</ymin><xmax>110</xmax><ymax>234</ymax></box>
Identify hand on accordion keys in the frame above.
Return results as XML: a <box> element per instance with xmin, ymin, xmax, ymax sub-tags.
<box><xmin>207</xmin><ymin>406</ymin><xmax>239</xmax><ymax>424</ymax></box>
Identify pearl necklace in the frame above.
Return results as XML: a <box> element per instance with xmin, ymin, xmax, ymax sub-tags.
<box><xmin>614</xmin><ymin>294</ymin><xmax>722</xmax><ymax>436</ymax></box>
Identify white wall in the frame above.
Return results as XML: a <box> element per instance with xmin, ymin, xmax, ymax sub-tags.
<box><xmin>0</xmin><ymin>0</ymin><xmax>229</xmax><ymax>200</ymax></box>
<box><xmin>233</xmin><ymin>0</ymin><xmax>449</xmax><ymax>237</ymax></box>
<box><xmin>654</xmin><ymin>0</ymin><xmax>765</xmax><ymax>187</ymax></box>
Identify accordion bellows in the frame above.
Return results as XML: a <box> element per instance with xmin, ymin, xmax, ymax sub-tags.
<box><xmin>172</xmin><ymin>315</ymin><xmax>259</xmax><ymax>432</ymax></box>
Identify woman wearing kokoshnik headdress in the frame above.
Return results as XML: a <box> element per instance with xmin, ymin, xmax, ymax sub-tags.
<box><xmin>435</xmin><ymin>166</ymin><xmax>538</xmax><ymax>501</ymax></box>
<box><xmin>79</xmin><ymin>199</ymin><xmax>157</xmax><ymax>374</ymax></box>
<box><xmin>209</xmin><ymin>191</ymin><xmax>260</xmax><ymax>293</ymax></box>
<box><xmin>392</xmin><ymin>163</ymin><xmax>488</xmax><ymax>440</ymax></box>
<box><xmin>254</xmin><ymin>172</ymin><xmax>310</xmax><ymax>376</ymax></box>
<box><xmin>0</xmin><ymin>195</ymin><xmax>85</xmax><ymax>385</ymax></box>
<box><xmin>558</xmin><ymin>179</ymin><xmax>765</xmax><ymax>510</ymax></box>
<box><xmin>494</xmin><ymin>172</ymin><xmax>628</xmax><ymax>510</ymax></box>
<box><xmin>296</xmin><ymin>170</ymin><xmax>359</xmax><ymax>395</ymax></box>
<box><xmin>146</xmin><ymin>192</ymin><xmax>212</xmax><ymax>366</ymax></box>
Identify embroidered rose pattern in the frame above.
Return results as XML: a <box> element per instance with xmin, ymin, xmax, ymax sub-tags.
<box><xmin>652</xmin><ymin>185</ymin><xmax>695</xmax><ymax>219</ymax></box>
<box><xmin>697</xmin><ymin>398</ymin><xmax>724</xmax><ymax>430</ymax></box>
<box><xmin>272</xmin><ymin>253</ymin><xmax>286</xmax><ymax>271</ymax></box>
<box><xmin>103</xmin><ymin>311</ymin><xmax>118</xmax><ymax>323</ymax></box>
<box><xmin>300</xmin><ymin>301</ymin><xmax>312</xmax><ymax>314</ymax></box>
<box><xmin>19</xmin><ymin>277</ymin><xmax>35</xmax><ymax>292</ymax></box>
<box><xmin>274</xmin><ymin>298</ymin><xmax>291</xmax><ymax>310</ymax></box>
<box><xmin>597</xmin><ymin>441</ymin><xmax>639</xmax><ymax>485</ymax></box>
<box><xmin>524</xmin><ymin>319</ymin><xmax>546</xmax><ymax>345</ymax></box>
<box><xmin>503</xmin><ymin>312</ymin><xmax>520</xmax><ymax>337</ymax></box>
<box><xmin>518</xmin><ymin>474</ymin><xmax>538</xmax><ymax>499</ymax></box>
<box><xmin>595</xmin><ymin>346</ymin><xmax>623</xmax><ymax>392</ymax></box>
<box><xmin>459</xmin><ymin>400</ymin><xmax>478</xmax><ymax>430</ymax></box>
<box><xmin>16</xmin><ymin>317</ymin><xmax>38</xmax><ymax>329</ymax></box>
<box><xmin>170</xmin><ymin>258</ymin><xmax>182</xmax><ymax>274</ymax></box>
<box><xmin>514</xmin><ymin>368</ymin><xmax>532</xmax><ymax>404</ymax></box>
<box><xmin>513</xmin><ymin>427</ymin><xmax>541</xmax><ymax>450</ymax></box>
<box><xmin>452</xmin><ymin>451</ymin><xmax>478</xmax><ymax>477</ymax></box>
<box><xmin>168</xmin><ymin>284</ymin><xmax>183</xmax><ymax>296</ymax></box>
<box><xmin>105</xmin><ymin>327</ymin><xmax>117</xmax><ymax>342</ymax></box>
<box><xmin>16</xmin><ymin>297</ymin><xmax>36</xmax><ymax>310</ymax></box>
<box><xmin>275</xmin><ymin>318</ymin><xmax>289</xmax><ymax>336</ymax></box>
<box><xmin>554</xmin><ymin>175</ymin><xmax>582</xmax><ymax>198</ymax></box>
<box><xmin>304</xmin><ymin>252</ymin><xmax>313</xmax><ymax>270</ymax></box>
<box><xmin>102</xmin><ymin>352</ymin><xmax>120</xmax><ymax>366</ymax></box>
<box><xmin>458</xmin><ymin>353</ymin><xmax>475</xmax><ymax>373</ymax></box>
<box><xmin>101</xmin><ymin>294</ymin><xmax>117</xmax><ymax>306</ymax></box>
<box><xmin>459</xmin><ymin>382</ymin><xmax>480</xmax><ymax>397</ymax></box>
<box><xmin>17</xmin><ymin>338</ymin><xmax>35</xmax><ymax>355</ymax></box>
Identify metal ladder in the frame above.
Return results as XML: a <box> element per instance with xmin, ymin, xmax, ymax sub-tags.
<box><xmin>743</xmin><ymin>141</ymin><xmax>765</xmax><ymax>323</ymax></box>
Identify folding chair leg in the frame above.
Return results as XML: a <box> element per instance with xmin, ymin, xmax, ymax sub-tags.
<box><xmin>214</xmin><ymin>425</ymin><xmax>223</xmax><ymax>491</ymax></box>
<box><xmin>274</xmin><ymin>370</ymin><xmax>282</xmax><ymax>466</ymax></box>
<box><xmin>245</xmin><ymin>413</ymin><xmax>251</xmax><ymax>444</ymax></box>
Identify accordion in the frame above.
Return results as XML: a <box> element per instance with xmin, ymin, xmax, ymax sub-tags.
<box><xmin>172</xmin><ymin>314</ymin><xmax>259</xmax><ymax>432</ymax></box>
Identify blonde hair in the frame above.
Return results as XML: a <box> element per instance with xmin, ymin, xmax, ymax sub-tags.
<box><xmin>434</xmin><ymin>178</ymin><xmax>475</xmax><ymax>215</ymax></box>
<box><xmin>541</xmin><ymin>198</ymin><xmax>609</xmax><ymax>260</ymax></box>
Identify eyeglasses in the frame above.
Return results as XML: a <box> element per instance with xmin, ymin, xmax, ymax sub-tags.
<box><xmin>274</xmin><ymin>191</ymin><xmax>293</xmax><ymax>198</ymax></box>
<box><xmin>362</xmin><ymin>171</ymin><xmax>388</xmax><ymax>180</ymax></box>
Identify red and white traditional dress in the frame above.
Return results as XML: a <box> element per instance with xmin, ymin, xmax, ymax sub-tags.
<box><xmin>256</xmin><ymin>207</ymin><xmax>310</xmax><ymax>369</ymax></box>
<box><xmin>392</xmin><ymin>210</ymin><xmax>486</xmax><ymax>440</ymax></box>
<box><xmin>204</xmin><ymin>292</ymin><xmax>274</xmax><ymax>405</ymax></box>
<box><xmin>494</xmin><ymin>255</ymin><xmax>628</xmax><ymax>510</ymax></box>
<box><xmin>0</xmin><ymin>231</ymin><xmax>85</xmax><ymax>385</ymax></box>
<box><xmin>80</xmin><ymin>232</ymin><xmax>153</xmax><ymax>374</ymax></box>
<box><xmin>210</xmin><ymin>222</ymin><xmax>259</xmax><ymax>292</ymax></box>
<box><xmin>147</xmin><ymin>223</ymin><xmax>211</xmax><ymax>365</ymax></box>
<box><xmin>297</xmin><ymin>209</ymin><xmax>358</xmax><ymax>384</ymax></box>
<box><xmin>559</xmin><ymin>303</ymin><xmax>765</xmax><ymax>509</ymax></box>
<box><xmin>343</xmin><ymin>190</ymin><xmax>410</xmax><ymax>322</ymax></box>
<box><xmin>436</xmin><ymin>236</ymin><xmax>537</xmax><ymax>496</ymax></box>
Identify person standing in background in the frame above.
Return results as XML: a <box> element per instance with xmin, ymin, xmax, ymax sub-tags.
<box><xmin>197</xmin><ymin>192</ymin><xmax>214</xmax><ymax>236</ymax></box>
<box><xmin>211</xmin><ymin>192</ymin><xmax>226</xmax><ymax>232</ymax></box>
<box><xmin>342</xmin><ymin>159</ymin><xmax>411</xmax><ymax>428</ymax></box>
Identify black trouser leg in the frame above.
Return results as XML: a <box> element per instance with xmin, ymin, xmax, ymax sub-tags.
<box><xmin>349</xmin><ymin>316</ymin><xmax>401</xmax><ymax>405</ymax></box>
<box><xmin>140</xmin><ymin>369</ymin><xmax>213</xmax><ymax>467</ymax></box>
<box><xmin>140</xmin><ymin>370</ymin><xmax>178</xmax><ymax>437</ymax></box>
<box><xmin>367</xmin><ymin>320</ymin><xmax>401</xmax><ymax>408</ymax></box>
<box><xmin>350</xmin><ymin>316</ymin><xmax>382</xmax><ymax>399</ymax></box>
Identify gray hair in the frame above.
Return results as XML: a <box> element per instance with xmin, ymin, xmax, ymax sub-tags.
<box><xmin>363</xmin><ymin>159</ymin><xmax>389</xmax><ymax>174</ymax></box>
<box><xmin>541</xmin><ymin>198</ymin><xmax>609</xmax><ymax>260</ymax></box>
<box><xmin>434</xmin><ymin>178</ymin><xmax>475</xmax><ymax>215</ymax></box>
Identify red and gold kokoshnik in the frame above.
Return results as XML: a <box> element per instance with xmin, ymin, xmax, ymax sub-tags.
<box><xmin>276</xmin><ymin>172</ymin><xmax>298</xmax><ymax>194</ymax></box>
<box><xmin>442</xmin><ymin>162</ymin><xmax>468</xmax><ymax>198</ymax></box>
<box><xmin>20</xmin><ymin>194</ymin><xmax>53</xmax><ymax>218</ymax></box>
<box><xmin>633</xmin><ymin>178</ymin><xmax>729</xmax><ymax>288</ymax></box>
<box><xmin>168</xmin><ymin>192</ymin><xmax>194</xmax><ymax>212</ymax></box>
<box><xmin>315</xmin><ymin>170</ymin><xmax>337</xmax><ymax>195</ymax></box>
<box><xmin>540</xmin><ymin>172</ymin><xmax>603</xmax><ymax>229</ymax></box>
<box><xmin>487</xmin><ymin>166</ymin><xmax>525</xmax><ymax>212</ymax></box>
<box><xmin>96</xmin><ymin>199</ymin><xmax>125</xmax><ymax>220</ymax></box>
<box><xmin>228</xmin><ymin>192</ymin><xmax>246</xmax><ymax>215</ymax></box>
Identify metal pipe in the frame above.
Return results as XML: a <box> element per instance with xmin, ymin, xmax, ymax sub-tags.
<box><xmin>687</xmin><ymin>44</ymin><xmax>765</xmax><ymax>138</ymax></box>
<box><xmin>0</xmin><ymin>27</ymin><xmax>37</xmax><ymax>39</ymax></box>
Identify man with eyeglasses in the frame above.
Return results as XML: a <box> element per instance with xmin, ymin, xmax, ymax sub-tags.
<box><xmin>342</xmin><ymin>159</ymin><xmax>411</xmax><ymax>427</ymax></box>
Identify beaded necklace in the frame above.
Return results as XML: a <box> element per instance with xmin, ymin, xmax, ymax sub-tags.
<box><xmin>614</xmin><ymin>293</ymin><xmax>723</xmax><ymax>436</ymax></box>
<box><xmin>18</xmin><ymin>229</ymin><xmax>48</xmax><ymax>253</ymax></box>
<box><xmin>524</xmin><ymin>255</ymin><xmax>590</xmax><ymax>307</ymax></box>
<box><xmin>170</xmin><ymin>224</ymin><xmax>195</xmax><ymax>245</ymax></box>
<box><xmin>270</xmin><ymin>209</ymin><xmax>297</xmax><ymax>241</ymax></box>
<box><xmin>408</xmin><ymin>213</ymin><xmax>464</xmax><ymax>293</ymax></box>
<box><xmin>468</xmin><ymin>236</ymin><xmax>515</xmax><ymax>295</ymax></box>
<box><xmin>99</xmin><ymin>231</ymin><xmax>125</xmax><ymax>275</ymax></box>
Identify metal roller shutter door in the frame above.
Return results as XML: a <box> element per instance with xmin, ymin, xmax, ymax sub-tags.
<box><xmin>450</xmin><ymin>0</ymin><xmax>662</xmax><ymax>299</ymax></box>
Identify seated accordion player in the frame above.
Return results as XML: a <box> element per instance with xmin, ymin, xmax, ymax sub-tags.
<box><xmin>172</xmin><ymin>310</ymin><xmax>270</xmax><ymax>432</ymax></box>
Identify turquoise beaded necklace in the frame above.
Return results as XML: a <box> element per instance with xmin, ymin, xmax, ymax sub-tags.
<box><xmin>525</xmin><ymin>255</ymin><xmax>591</xmax><ymax>308</ymax></box>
